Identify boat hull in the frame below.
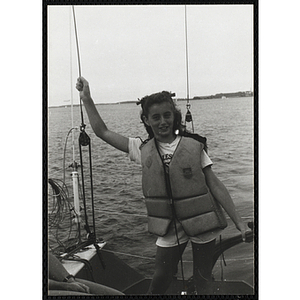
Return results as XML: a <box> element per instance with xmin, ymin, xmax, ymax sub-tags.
<box><xmin>123</xmin><ymin>278</ymin><xmax>254</xmax><ymax>295</ymax></box>
<box><xmin>61</xmin><ymin>242</ymin><xmax>254</xmax><ymax>295</ymax></box>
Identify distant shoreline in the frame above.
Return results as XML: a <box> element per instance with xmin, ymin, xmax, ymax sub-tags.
<box><xmin>181</xmin><ymin>91</ymin><xmax>253</xmax><ymax>101</ymax></box>
<box><xmin>49</xmin><ymin>91</ymin><xmax>253</xmax><ymax>108</ymax></box>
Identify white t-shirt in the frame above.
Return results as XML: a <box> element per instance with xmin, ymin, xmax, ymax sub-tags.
<box><xmin>128</xmin><ymin>136</ymin><xmax>212</xmax><ymax>168</ymax></box>
<box><xmin>128</xmin><ymin>136</ymin><xmax>222</xmax><ymax>246</ymax></box>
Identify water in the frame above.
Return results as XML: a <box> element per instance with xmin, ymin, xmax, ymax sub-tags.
<box><xmin>48</xmin><ymin>97</ymin><xmax>255</xmax><ymax>287</ymax></box>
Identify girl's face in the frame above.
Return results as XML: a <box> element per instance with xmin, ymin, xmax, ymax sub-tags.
<box><xmin>143</xmin><ymin>102</ymin><xmax>176</xmax><ymax>143</ymax></box>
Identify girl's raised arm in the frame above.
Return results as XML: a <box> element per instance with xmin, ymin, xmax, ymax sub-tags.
<box><xmin>76</xmin><ymin>77</ymin><xmax>129</xmax><ymax>153</ymax></box>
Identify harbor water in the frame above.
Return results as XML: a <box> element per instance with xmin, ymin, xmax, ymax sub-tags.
<box><xmin>48</xmin><ymin>96</ymin><xmax>255</xmax><ymax>287</ymax></box>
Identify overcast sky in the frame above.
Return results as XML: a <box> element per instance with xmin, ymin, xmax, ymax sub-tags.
<box><xmin>48</xmin><ymin>4</ymin><xmax>253</xmax><ymax>106</ymax></box>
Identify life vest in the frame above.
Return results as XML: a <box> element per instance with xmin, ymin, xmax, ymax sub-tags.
<box><xmin>141</xmin><ymin>136</ymin><xmax>227</xmax><ymax>237</ymax></box>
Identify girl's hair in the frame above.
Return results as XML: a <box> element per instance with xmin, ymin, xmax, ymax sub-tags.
<box><xmin>137</xmin><ymin>91</ymin><xmax>208</xmax><ymax>151</ymax></box>
<box><xmin>137</xmin><ymin>91</ymin><xmax>184</xmax><ymax>139</ymax></box>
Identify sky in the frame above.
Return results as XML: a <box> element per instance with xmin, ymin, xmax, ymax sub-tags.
<box><xmin>48</xmin><ymin>4</ymin><xmax>253</xmax><ymax>106</ymax></box>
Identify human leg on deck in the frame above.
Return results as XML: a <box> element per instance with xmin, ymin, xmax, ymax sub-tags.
<box><xmin>192</xmin><ymin>239</ymin><xmax>216</xmax><ymax>294</ymax></box>
<box><xmin>147</xmin><ymin>242</ymin><xmax>188</xmax><ymax>294</ymax></box>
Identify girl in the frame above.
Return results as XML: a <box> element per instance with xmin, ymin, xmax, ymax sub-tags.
<box><xmin>76</xmin><ymin>77</ymin><xmax>247</xmax><ymax>294</ymax></box>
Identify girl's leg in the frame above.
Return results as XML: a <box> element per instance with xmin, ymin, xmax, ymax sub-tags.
<box><xmin>192</xmin><ymin>239</ymin><xmax>216</xmax><ymax>294</ymax></box>
<box><xmin>147</xmin><ymin>242</ymin><xmax>188</xmax><ymax>295</ymax></box>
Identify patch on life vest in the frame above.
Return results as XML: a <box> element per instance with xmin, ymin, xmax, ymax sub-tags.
<box><xmin>146</xmin><ymin>156</ymin><xmax>152</xmax><ymax>168</ymax></box>
<box><xmin>183</xmin><ymin>167</ymin><xmax>193</xmax><ymax>179</ymax></box>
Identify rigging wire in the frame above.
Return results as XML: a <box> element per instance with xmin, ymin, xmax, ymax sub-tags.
<box><xmin>184</xmin><ymin>5</ymin><xmax>190</xmax><ymax>103</ymax></box>
<box><xmin>71</xmin><ymin>5</ymin><xmax>85</xmax><ymax>130</ymax></box>
<box><xmin>71</xmin><ymin>6</ymin><xmax>82</xmax><ymax>77</ymax></box>
<box><xmin>71</xmin><ymin>5</ymin><xmax>98</xmax><ymax>245</ymax></box>
<box><xmin>69</xmin><ymin>8</ymin><xmax>76</xmax><ymax>166</ymax></box>
<box><xmin>184</xmin><ymin>5</ymin><xmax>194</xmax><ymax>132</ymax></box>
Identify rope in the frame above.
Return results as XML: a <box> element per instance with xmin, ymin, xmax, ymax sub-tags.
<box><xmin>78</xmin><ymin>140</ymin><xmax>91</xmax><ymax>235</ymax></box>
<box><xmin>88</xmin><ymin>141</ymin><xmax>97</xmax><ymax>239</ymax></box>
<box><xmin>102</xmin><ymin>249</ymin><xmax>155</xmax><ymax>261</ymax></box>
<box><xmin>60</xmin><ymin>254</ymin><xmax>96</xmax><ymax>282</ymax></box>
<box><xmin>48</xmin><ymin>178</ymin><xmax>79</xmax><ymax>251</ymax></box>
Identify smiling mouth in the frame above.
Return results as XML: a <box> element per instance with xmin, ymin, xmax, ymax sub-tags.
<box><xmin>159</xmin><ymin>126</ymin><xmax>168</xmax><ymax>131</ymax></box>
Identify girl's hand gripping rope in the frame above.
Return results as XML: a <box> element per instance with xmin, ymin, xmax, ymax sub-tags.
<box><xmin>75</xmin><ymin>77</ymin><xmax>129</xmax><ymax>153</ymax></box>
<box><xmin>76</xmin><ymin>77</ymin><xmax>91</xmax><ymax>102</ymax></box>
